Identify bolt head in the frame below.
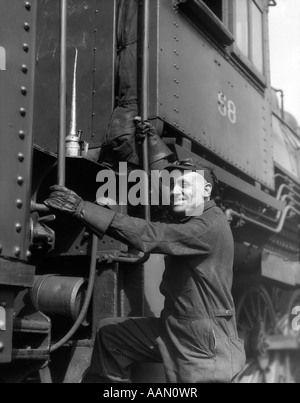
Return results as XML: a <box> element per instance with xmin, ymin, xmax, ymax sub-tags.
<box><xmin>19</xmin><ymin>131</ymin><xmax>26</xmax><ymax>140</ymax></box>
<box><xmin>17</xmin><ymin>177</ymin><xmax>24</xmax><ymax>186</ymax></box>
<box><xmin>21</xmin><ymin>87</ymin><xmax>27</xmax><ymax>96</ymax></box>
<box><xmin>18</xmin><ymin>153</ymin><xmax>25</xmax><ymax>162</ymax></box>
<box><xmin>14</xmin><ymin>247</ymin><xmax>21</xmax><ymax>257</ymax></box>
<box><xmin>16</xmin><ymin>199</ymin><xmax>23</xmax><ymax>209</ymax></box>
<box><xmin>21</xmin><ymin>65</ymin><xmax>28</xmax><ymax>74</ymax></box>
<box><xmin>15</xmin><ymin>224</ymin><xmax>22</xmax><ymax>233</ymax></box>
<box><xmin>20</xmin><ymin>108</ymin><xmax>26</xmax><ymax>117</ymax></box>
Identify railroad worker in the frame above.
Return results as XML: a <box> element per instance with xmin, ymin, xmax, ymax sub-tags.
<box><xmin>45</xmin><ymin>131</ymin><xmax>246</xmax><ymax>384</ymax></box>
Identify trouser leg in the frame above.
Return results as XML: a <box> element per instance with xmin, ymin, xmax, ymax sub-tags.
<box><xmin>82</xmin><ymin>317</ymin><xmax>163</xmax><ymax>383</ymax></box>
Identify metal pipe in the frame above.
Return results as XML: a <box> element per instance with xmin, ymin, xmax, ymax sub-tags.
<box><xmin>226</xmin><ymin>206</ymin><xmax>300</xmax><ymax>235</ymax></box>
<box><xmin>273</xmin><ymin>88</ymin><xmax>285</xmax><ymax>120</ymax></box>
<box><xmin>275</xmin><ymin>173</ymin><xmax>290</xmax><ymax>182</ymax></box>
<box><xmin>58</xmin><ymin>0</ymin><xmax>67</xmax><ymax>186</ymax></box>
<box><xmin>238</xmin><ymin>194</ymin><xmax>300</xmax><ymax>225</ymax></box>
<box><xmin>276</xmin><ymin>184</ymin><xmax>290</xmax><ymax>200</ymax></box>
<box><xmin>282</xmin><ymin>195</ymin><xmax>300</xmax><ymax>211</ymax></box>
<box><xmin>69</xmin><ymin>47</ymin><xmax>78</xmax><ymax>137</ymax></box>
<box><xmin>105</xmin><ymin>252</ymin><xmax>150</xmax><ymax>265</ymax></box>
<box><xmin>268</xmin><ymin>0</ymin><xmax>277</xmax><ymax>6</ymax></box>
<box><xmin>31</xmin><ymin>202</ymin><xmax>50</xmax><ymax>213</ymax></box>
<box><xmin>276</xmin><ymin>183</ymin><xmax>300</xmax><ymax>202</ymax></box>
<box><xmin>139</xmin><ymin>0</ymin><xmax>151</xmax><ymax>222</ymax></box>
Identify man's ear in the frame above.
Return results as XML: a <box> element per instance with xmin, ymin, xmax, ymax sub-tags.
<box><xmin>204</xmin><ymin>183</ymin><xmax>212</xmax><ymax>199</ymax></box>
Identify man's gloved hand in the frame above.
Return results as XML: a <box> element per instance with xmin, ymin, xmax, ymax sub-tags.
<box><xmin>44</xmin><ymin>185</ymin><xmax>84</xmax><ymax>218</ymax></box>
<box><xmin>134</xmin><ymin>116</ymin><xmax>174</xmax><ymax>170</ymax></box>
<box><xmin>134</xmin><ymin>117</ymin><xmax>157</xmax><ymax>141</ymax></box>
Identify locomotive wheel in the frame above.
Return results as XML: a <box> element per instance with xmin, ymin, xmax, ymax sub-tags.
<box><xmin>236</xmin><ymin>284</ymin><xmax>279</xmax><ymax>383</ymax></box>
<box><xmin>287</xmin><ymin>290</ymin><xmax>300</xmax><ymax>337</ymax></box>
<box><xmin>276</xmin><ymin>289</ymin><xmax>300</xmax><ymax>383</ymax></box>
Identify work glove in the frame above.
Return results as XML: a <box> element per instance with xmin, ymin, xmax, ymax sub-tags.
<box><xmin>134</xmin><ymin>116</ymin><xmax>174</xmax><ymax>170</ymax></box>
<box><xmin>99</xmin><ymin>105</ymin><xmax>140</xmax><ymax>168</ymax></box>
<box><xmin>44</xmin><ymin>185</ymin><xmax>85</xmax><ymax>218</ymax></box>
<box><xmin>134</xmin><ymin>117</ymin><xmax>157</xmax><ymax>141</ymax></box>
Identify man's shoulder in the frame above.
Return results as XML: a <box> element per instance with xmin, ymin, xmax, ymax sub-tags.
<box><xmin>192</xmin><ymin>204</ymin><xmax>228</xmax><ymax>227</ymax></box>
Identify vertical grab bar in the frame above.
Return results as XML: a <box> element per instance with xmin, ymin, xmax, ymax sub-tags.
<box><xmin>139</xmin><ymin>0</ymin><xmax>151</xmax><ymax>222</ymax></box>
<box><xmin>58</xmin><ymin>0</ymin><xmax>67</xmax><ymax>186</ymax></box>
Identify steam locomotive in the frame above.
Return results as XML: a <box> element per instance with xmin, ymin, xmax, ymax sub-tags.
<box><xmin>0</xmin><ymin>0</ymin><xmax>300</xmax><ymax>383</ymax></box>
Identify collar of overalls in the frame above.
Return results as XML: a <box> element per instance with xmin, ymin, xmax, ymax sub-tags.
<box><xmin>178</xmin><ymin>200</ymin><xmax>216</xmax><ymax>223</ymax></box>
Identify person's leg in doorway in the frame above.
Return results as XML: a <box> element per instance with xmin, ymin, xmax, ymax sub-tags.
<box><xmin>82</xmin><ymin>317</ymin><xmax>163</xmax><ymax>383</ymax></box>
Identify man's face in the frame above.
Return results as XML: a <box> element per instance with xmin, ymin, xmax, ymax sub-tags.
<box><xmin>170</xmin><ymin>170</ymin><xmax>212</xmax><ymax>216</ymax></box>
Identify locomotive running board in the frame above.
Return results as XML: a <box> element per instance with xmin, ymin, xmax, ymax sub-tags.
<box><xmin>0</xmin><ymin>258</ymin><xmax>35</xmax><ymax>288</ymax></box>
<box><xmin>267</xmin><ymin>335</ymin><xmax>300</xmax><ymax>351</ymax></box>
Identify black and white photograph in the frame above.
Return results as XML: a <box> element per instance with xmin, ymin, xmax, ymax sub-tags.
<box><xmin>0</xmin><ymin>0</ymin><xmax>299</xmax><ymax>386</ymax></box>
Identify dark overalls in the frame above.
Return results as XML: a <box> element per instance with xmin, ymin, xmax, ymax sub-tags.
<box><xmin>82</xmin><ymin>200</ymin><xmax>246</xmax><ymax>383</ymax></box>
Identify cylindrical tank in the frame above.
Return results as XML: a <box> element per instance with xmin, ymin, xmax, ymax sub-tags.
<box><xmin>31</xmin><ymin>275</ymin><xmax>87</xmax><ymax>322</ymax></box>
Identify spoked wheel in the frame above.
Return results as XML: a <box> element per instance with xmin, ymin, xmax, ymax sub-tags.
<box><xmin>236</xmin><ymin>284</ymin><xmax>281</xmax><ymax>383</ymax></box>
<box><xmin>276</xmin><ymin>289</ymin><xmax>300</xmax><ymax>383</ymax></box>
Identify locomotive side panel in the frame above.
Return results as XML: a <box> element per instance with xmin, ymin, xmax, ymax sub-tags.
<box><xmin>0</xmin><ymin>0</ymin><xmax>37</xmax><ymax>263</ymax></box>
<box><xmin>33</xmin><ymin>0</ymin><xmax>116</xmax><ymax>152</ymax></box>
<box><xmin>272</xmin><ymin>113</ymin><xmax>300</xmax><ymax>182</ymax></box>
<box><xmin>149</xmin><ymin>0</ymin><xmax>274</xmax><ymax>189</ymax></box>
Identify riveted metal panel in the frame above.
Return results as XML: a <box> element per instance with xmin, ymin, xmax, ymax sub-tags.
<box><xmin>150</xmin><ymin>0</ymin><xmax>274</xmax><ymax>189</ymax></box>
<box><xmin>33</xmin><ymin>0</ymin><xmax>116</xmax><ymax>152</ymax></box>
<box><xmin>0</xmin><ymin>0</ymin><xmax>37</xmax><ymax>261</ymax></box>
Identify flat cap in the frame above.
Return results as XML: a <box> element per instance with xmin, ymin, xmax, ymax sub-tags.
<box><xmin>164</xmin><ymin>158</ymin><xmax>218</xmax><ymax>188</ymax></box>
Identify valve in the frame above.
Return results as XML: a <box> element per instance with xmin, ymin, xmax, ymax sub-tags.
<box><xmin>30</xmin><ymin>214</ymin><xmax>56</xmax><ymax>253</ymax></box>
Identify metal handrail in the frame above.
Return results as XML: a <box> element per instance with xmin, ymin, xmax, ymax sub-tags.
<box><xmin>226</xmin><ymin>205</ymin><xmax>300</xmax><ymax>235</ymax></box>
<box><xmin>276</xmin><ymin>183</ymin><xmax>300</xmax><ymax>202</ymax></box>
<box><xmin>100</xmin><ymin>252</ymin><xmax>150</xmax><ymax>265</ymax></box>
<box><xmin>50</xmin><ymin>0</ymin><xmax>96</xmax><ymax>354</ymax></box>
<box><xmin>58</xmin><ymin>0</ymin><xmax>67</xmax><ymax>186</ymax></box>
<box><xmin>139</xmin><ymin>0</ymin><xmax>151</xmax><ymax>222</ymax></box>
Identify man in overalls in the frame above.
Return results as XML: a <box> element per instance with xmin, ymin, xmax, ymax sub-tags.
<box><xmin>45</xmin><ymin>128</ymin><xmax>246</xmax><ymax>384</ymax></box>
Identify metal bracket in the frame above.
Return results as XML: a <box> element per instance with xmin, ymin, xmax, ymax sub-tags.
<box><xmin>267</xmin><ymin>334</ymin><xmax>300</xmax><ymax>351</ymax></box>
<box><xmin>0</xmin><ymin>307</ymin><xmax>6</xmax><ymax>331</ymax></box>
<box><xmin>98</xmin><ymin>250</ymin><xmax>150</xmax><ymax>265</ymax></box>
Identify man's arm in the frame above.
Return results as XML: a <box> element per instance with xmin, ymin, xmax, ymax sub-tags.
<box><xmin>44</xmin><ymin>186</ymin><xmax>213</xmax><ymax>256</ymax></box>
<box><xmin>80</xmin><ymin>201</ymin><xmax>212</xmax><ymax>256</ymax></box>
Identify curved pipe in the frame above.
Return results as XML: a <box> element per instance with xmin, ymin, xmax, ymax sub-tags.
<box><xmin>276</xmin><ymin>183</ymin><xmax>300</xmax><ymax>203</ymax></box>
<box><xmin>226</xmin><ymin>206</ymin><xmax>300</xmax><ymax>235</ymax></box>
<box><xmin>269</xmin><ymin>195</ymin><xmax>300</xmax><ymax>223</ymax></box>
<box><xmin>50</xmin><ymin>234</ymin><xmax>98</xmax><ymax>353</ymax></box>
<box><xmin>283</xmin><ymin>195</ymin><xmax>300</xmax><ymax>211</ymax></box>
